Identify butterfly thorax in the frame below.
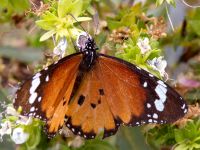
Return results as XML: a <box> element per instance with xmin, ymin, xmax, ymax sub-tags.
<box><xmin>69</xmin><ymin>37</ymin><xmax>98</xmax><ymax>101</ymax></box>
<box><xmin>79</xmin><ymin>37</ymin><xmax>98</xmax><ymax>71</ymax></box>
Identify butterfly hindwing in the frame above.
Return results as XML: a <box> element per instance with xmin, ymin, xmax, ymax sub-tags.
<box><xmin>65</xmin><ymin>63</ymin><xmax>118</xmax><ymax>139</ymax></box>
<box><xmin>14</xmin><ymin>53</ymin><xmax>83</xmax><ymax>137</ymax></box>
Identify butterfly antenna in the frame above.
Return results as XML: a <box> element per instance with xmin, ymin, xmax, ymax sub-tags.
<box><xmin>70</xmin><ymin>36</ymin><xmax>79</xmax><ymax>52</ymax></box>
<box><xmin>68</xmin><ymin>13</ymin><xmax>88</xmax><ymax>34</ymax></box>
<box><xmin>93</xmin><ymin>12</ymin><xmax>99</xmax><ymax>36</ymax></box>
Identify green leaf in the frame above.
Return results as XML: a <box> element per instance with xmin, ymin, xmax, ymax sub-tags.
<box><xmin>75</xmin><ymin>17</ymin><xmax>92</xmax><ymax>22</ymax></box>
<box><xmin>174</xmin><ymin>119</ymin><xmax>200</xmax><ymax>150</ymax></box>
<box><xmin>40</xmin><ymin>30</ymin><xmax>56</xmax><ymax>41</ymax></box>
<box><xmin>8</xmin><ymin>0</ymin><xmax>30</xmax><ymax>12</ymax></box>
<box><xmin>146</xmin><ymin>125</ymin><xmax>176</xmax><ymax>149</ymax></box>
<box><xmin>69</xmin><ymin>0</ymin><xmax>83</xmax><ymax>17</ymax></box>
<box><xmin>25</xmin><ymin>121</ymin><xmax>42</xmax><ymax>149</ymax></box>
<box><xmin>36</xmin><ymin>20</ymin><xmax>56</xmax><ymax>30</ymax></box>
<box><xmin>58</xmin><ymin>0</ymin><xmax>72</xmax><ymax>18</ymax></box>
<box><xmin>188</xmin><ymin>20</ymin><xmax>200</xmax><ymax>36</ymax></box>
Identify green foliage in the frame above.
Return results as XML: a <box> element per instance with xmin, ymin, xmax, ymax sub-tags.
<box><xmin>185</xmin><ymin>89</ymin><xmax>200</xmax><ymax>104</ymax></box>
<box><xmin>114</xmin><ymin>29</ymin><xmax>162</xmax><ymax>78</ymax></box>
<box><xmin>107</xmin><ymin>4</ymin><xmax>143</xmax><ymax>30</ymax></box>
<box><xmin>147</xmin><ymin>119</ymin><xmax>200</xmax><ymax>150</ymax></box>
<box><xmin>0</xmin><ymin>0</ymin><xmax>30</xmax><ymax>23</ymax></box>
<box><xmin>36</xmin><ymin>0</ymin><xmax>92</xmax><ymax>41</ymax></box>
<box><xmin>146</xmin><ymin>125</ymin><xmax>176</xmax><ymax>149</ymax></box>
<box><xmin>23</xmin><ymin>120</ymin><xmax>43</xmax><ymax>150</ymax></box>
<box><xmin>187</xmin><ymin>9</ymin><xmax>200</xmax><ymax>37</ymax></box>
<box><xmin>174</xmin><ymin>119</ymin><xmax>200</xmax><ymax>150</ymax></box>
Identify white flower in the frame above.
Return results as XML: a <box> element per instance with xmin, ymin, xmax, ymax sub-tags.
<box><xmin>137</xmin><ymin>37</ymin><xmax>151</xmax><ymax>54</ymax></box>
<box><xmin>0</xmin><ymin>121</ymin><xmax>12</xmax><ymax>139</ymax></box>
<box><xmin>148</xmin><ymin>57</ymin><xmax>167</xmax><ymax>77</ymax></box>
<box><xmin>11</xmin><ymin>128</ymin><xmax>29</xmax><ymax>144</ymax></box>
<box><xmin>6</xmin><ymin>106</ymin><xmax>19</xmax><ymax>116</ymax></box>
<box><xmin>53</xmin><ymin>37</ymin><xmax>67</xmax><ymax>58</ymax></box>
<box><xmin>16</xmin><ymin>116</ymin><xmax>32</xmax><ymax>125</ymax></box>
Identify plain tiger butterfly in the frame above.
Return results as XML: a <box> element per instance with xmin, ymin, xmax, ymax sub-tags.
<box><xmin>13</xmin><ymin>32</ymin><xmax>188</xmax><ymax>139</ymax></box>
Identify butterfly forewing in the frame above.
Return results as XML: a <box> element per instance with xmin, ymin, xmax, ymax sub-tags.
<box><xmin>98</xmin><ymin>54</ymin><xmax>188</xmax><ymax>126</ymax></box>
<box><xmin>14</xmin><ymin>53</ymin><xmax>83</xmax><ymax>136</ymax></box>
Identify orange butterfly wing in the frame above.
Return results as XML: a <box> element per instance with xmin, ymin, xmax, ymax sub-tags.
<box><xmin>65</xmin><ymin>63</ymin><xmax>117</xmax><ymax>138</ymax></box>
<box><xmin>98</xmin><ymin>54</ymin><xmax>187</xmax><ymax>123</ymax></box>
<box><xmin>65</xmin><ymin>53</ymin><xmax>187</xmax><ymax>139</ymax></box>
<box><xmin>14</xmin><ymin>53</ymin><xmax>83</xmax><ymax>137</ymax></box>
<box><xmin>14</xmin><ymin>51</ymin><xmax>187</xmax><ymax>139</ymax></box>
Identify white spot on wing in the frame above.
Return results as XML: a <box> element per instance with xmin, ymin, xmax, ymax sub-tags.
<box><xmin>184</xmin><ymin>109</ymin><xmax>187</xmax><ymax>113</ymax></box>
<box><xmin>157</xmin><ymin>80</ymin><xmax>167</xmax><ymax>87</ymax></box>
<box><xmin>45</xmin><ymin>75</ymin><xmax>49</xmax><ymax>82</ymax></box>
<box><xmin>148</xmin><ymin>119</ymin><xmax>153</xmax><ymax>123</ymax></box>
<box><xmin>30</xmin><ymin>107</ymin><xmax>35</xmax><ymax>112</ymax></box>
<box><xmin>30</xmin><ymin>78</ymin><xmax>40</xmax><ymax>94</ymax></box>
<box><xmin>72</xmin><ymin>128</ymin><xmax>75</xmax><ymax>132</ymax></box>
<box><xmin>149</xmin><ymin>74</ymin><xmax>154</xmax><ymax>77</ymax></box>
<box><xmin>147</xmin><ymin>103</ymin><xmax>151</xmax><ymax>108</ymax></box>
<box><xmin>29</xmin><ymin>93</ymin><xmax>38</xmax><ymax>104</ymax></box>
<box><xmin>153</xmin><ymin>80</ymin><xmax>168</xmax><ymax>112</ymax></box>
<box><xmin>136</xmin><ymin>66</ymin><xmax>141</xmax><ymax>70</ymax></box>
<box><xmin>33</xmin><ymin>73</ymin><xmax>41</xmax><ymax>79</ymax></box>
<box><xmin>38</xmin><ymin>97</ymin><xmax>42</xmax><ymax>102</ymax></box>
<box><xmin>181</xmin><ymin>104</ymin><xmax>185</xmax><ymax>109</ymax></box>
<box><xmin>143</xmin><ymin>82</ymin><xmax>147</xmax><ymax>87</ymax></box>
<box><xmin>29</xmin><ymin>73</ymin><xmax>41</xmax><ymax>104</ymax></box>
<box><xmin>154</xmin><ymin>99</ymin><xmax>164</xmax><ymax>111</ymax></box>
<box><xmin>153</xmin><ymin>113</ymin><xmax>158</xmax><ymax>119</ymax></box>
<box><xmin>155</xmin><ymin>85</ymin><xmax>167</xmax><ymax>103</ymax></box>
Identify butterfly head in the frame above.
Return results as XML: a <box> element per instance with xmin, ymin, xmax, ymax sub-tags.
<box><xmin>76</xmin><ymin>32</ymin><xmax>98</xmax><ymax>52</ymax></box>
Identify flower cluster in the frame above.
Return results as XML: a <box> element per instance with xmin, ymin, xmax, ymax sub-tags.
<box><xmin>0</xmin><ymin>105</ymin><xmax>42</xmax><ymax>148</ymax></box>
<box><xmin>36</xmin><ymin>0</ymin><xmax>92</xmax><ymax>42</ymax></box>
<box><xmin>1</xmin><ymin>106</ymin><xmax>28</xmax><ymax>143</ymax></box>
<box><xmin>116</xmin><ymin>35</ymin><xmax>167</xmax><ymax>80</ymax></box>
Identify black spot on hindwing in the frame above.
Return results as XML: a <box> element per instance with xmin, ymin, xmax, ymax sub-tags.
<box><xmin>99</xmin><ymin>89</ymin><xmax>104</xmax><ymax>95</ymax></box>
<box><xmin>90</xmin><ymin>103</ymin><xmax>96</xmax><ymax>109</ymax></box>
<box><xmin>78</xmin><ymin>95</ymin><xmax>85</xmax><ymax>106</ymax></box>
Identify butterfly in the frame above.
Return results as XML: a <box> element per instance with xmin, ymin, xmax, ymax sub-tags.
<box><xmin>13</xmin><ymin>32</ymin><xmax>188</xmax><ymax>139</ymax></box>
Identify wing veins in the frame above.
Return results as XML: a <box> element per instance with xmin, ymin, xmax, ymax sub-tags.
<box><xmin>99</xmin><ymin>60</ymin><xmax>139</xmax><ymax>89</ymax></box>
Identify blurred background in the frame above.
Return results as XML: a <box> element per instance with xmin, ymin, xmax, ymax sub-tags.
<box><xmin>1</xmin><ymin>0</ymin><xmax>200</xmax><ymax>150</ymax></box>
